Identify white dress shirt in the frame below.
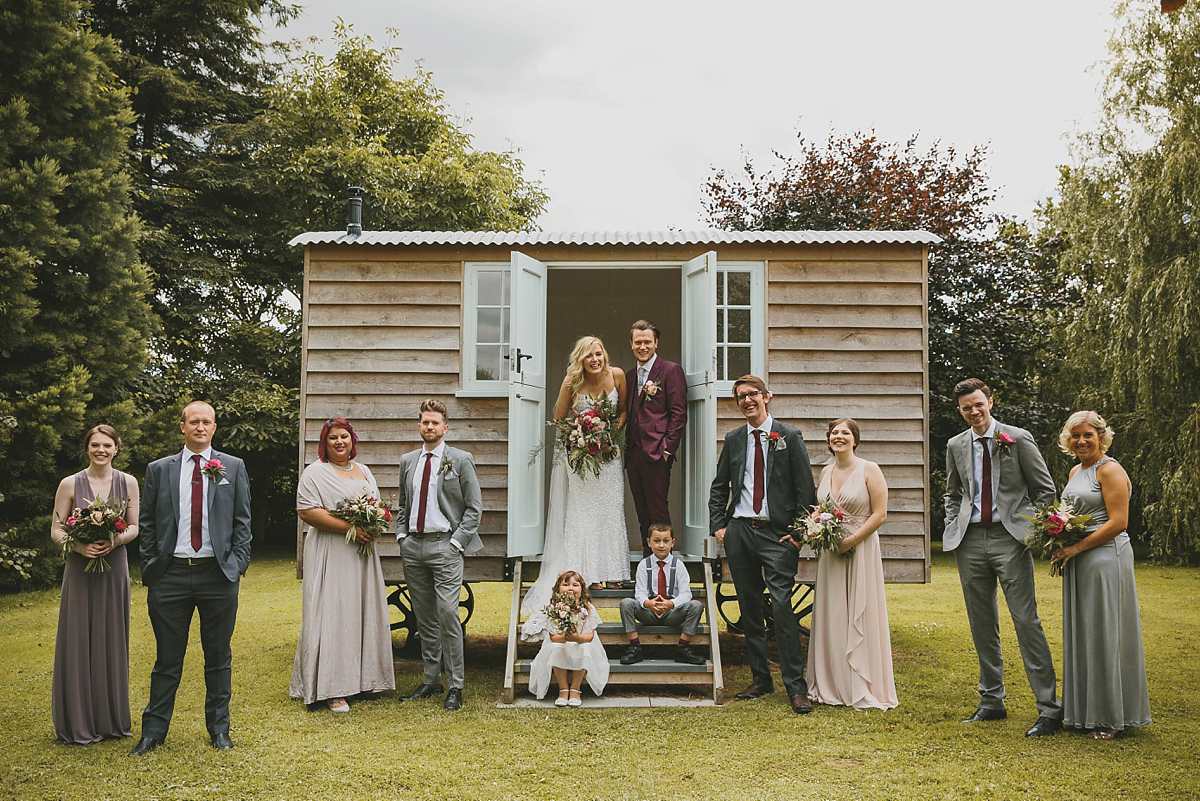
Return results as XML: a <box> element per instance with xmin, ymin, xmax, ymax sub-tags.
<box><xmin>406</xmin><ymin>442</ymin><xmax>457</xmax><ymax>545</ymax></box>
<box><xmin>636</xmin><ymin>354</ymin><xmax>657</xmax><ymax>391</ymax></box>
<box><xmin>175</xmin><ymin>446</ymin><xmax>215</xmax><ymax>557</ymax></box>
<box><xmin>733</xmin><ymin>415</ymin><xmax>773</xmax><ymax>519</ymax></box>
<box><xmin>632</xmin><ymin>553</ymin><xmax>693</xmax><ymax>608</ymax></box>
<box><xmin>970</xmin><ymin>419</ymin><xmax>999</xmax><ymax>525</ymax></box>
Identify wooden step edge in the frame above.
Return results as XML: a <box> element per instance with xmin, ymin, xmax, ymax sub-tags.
<box><xmin>515</xmin><ymin>659</ymin><xmax>712</xmax><ymax>674</ymax></box>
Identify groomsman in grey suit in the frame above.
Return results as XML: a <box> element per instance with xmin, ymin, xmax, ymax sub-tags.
<box><xmin>395</xmin><ymin>398</ymin><xmax>483</xmax><ymax>711</ymax></box>
<box><xmin>709</xmin><ymin>375</ymin><xmax>816</xmax><ymax>714</ymax></box>
<box><xmin>944</xmin><ymin>378</ymin><xmax>1063</xmax><ymax>737</ymax></box>
<box><xmin>131</xmin><ymin>401</ymin><xmax>252</xmax><ymax>755</ymax></box>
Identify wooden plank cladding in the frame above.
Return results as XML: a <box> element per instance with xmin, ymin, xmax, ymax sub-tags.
<box><xmin>298</xmin><ymin>236</ymin><xmax>932</xmax><ymax>586</ymax></box>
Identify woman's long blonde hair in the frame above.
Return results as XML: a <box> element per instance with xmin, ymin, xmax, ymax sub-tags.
<box><xmin>565</xmin><ymin>336</ymin><xmax>610</xmax><ymax>399</ymax></box>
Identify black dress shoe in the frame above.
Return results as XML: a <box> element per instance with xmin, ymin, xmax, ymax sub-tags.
<box><xmin>128</xmin><ymin>736</ymin><xmax>163</xmax><ymax>756</ymax></box>
<box><xmin>619</xmin><ymin>644</ymin><xmax>644</xmax><ymax>665</ymax></box>
<box><xmin>401</xmin><ymin>683</ymin><xmax>444</xmax><ymax>701</ymax></box>
<box><xmin>734</xmin><ymin>683</ymin><xmax>773</xmax><ymax>700</ymax></box>
<box><xmin>1026</xmin><ymin>716</ymin><xmax>1063</xmax><ymax>737</ymax></box>
<box><xmin>673</xmin><ymin>645</ymin><xmax>705</xmax><ymax>665</ymax></box>
<box><xmin>443</xmin><ymin>688</ymin><xmax>463</xmax><ymax>711</ymax></box>
<box><xmin>962</xmin><ymin>707</ymin><xmax>1007</xmax><ymax>723</ymax></box>
<box><xmin>211</xmin><ymin>732</ymin><xmax>234</xmax><ymax>750</ymax></box>
<box><xmin>791</xmin><ymin>694</ymin><xmax>813</xmax><ymax>714</ymax></box>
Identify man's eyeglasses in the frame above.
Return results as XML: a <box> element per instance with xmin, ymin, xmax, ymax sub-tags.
<box><xmin>735</xmin><ymin>390</ymin><xmax>764</xmax><ymax>402</ymax></box>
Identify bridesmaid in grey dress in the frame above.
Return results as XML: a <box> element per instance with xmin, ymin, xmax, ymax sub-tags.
<box><xmin>50</xmin><ymin>425</ymin><xmax>140</xmax><ymax>744</ymax></box>
<box><xmin>1051</xmin><ymin>411</ymin><xmax>1151</xmax><ymax>739</ymax></box>
<box><xmin>291</xmin><ymin>418</ymin><xmax>395</xmax><ymax>711</ymax></box>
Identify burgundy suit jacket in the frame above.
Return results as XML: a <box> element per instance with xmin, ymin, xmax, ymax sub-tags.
<box><xmin>626</xmin><ymin>357</ymin><xmax>687</xmax><ymax>461</ymax></box>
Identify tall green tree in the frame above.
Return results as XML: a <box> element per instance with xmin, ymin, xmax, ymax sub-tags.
<box><xmin>0</xmin><ymin>0</ymin><xmax>152</xmax><ymax>588</ymax></box>
<box><xmin>1042</xmin><ymin>0</ymin><xmax>1200</xmax><ymax>563</ymax></box>
<box><xmin>704</xmin><ymin>131</ymin><xmax>1071</xmax><ymax>536</ymax></box>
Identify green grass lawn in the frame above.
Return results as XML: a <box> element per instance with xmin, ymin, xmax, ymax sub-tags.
<box><xmin>1</xmin><ymin>549</ymin><xmax>1196</xmax><ymax>800</ymax></box>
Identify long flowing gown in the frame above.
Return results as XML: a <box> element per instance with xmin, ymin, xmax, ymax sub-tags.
<box><xmin>524</xmin><ymin>602</ymin><xmax>609</xmax><ymax>698</ymax></box>
<box><xmin>521</xmin><ymin>389</ymin><xmax>629</xmax><ymax>618</ymax></box>
<box><xmin>290</xmin><ymin>461</ymin><xmax>395</xmax><ymax>704</ymax></box>
<box><xmin>52</xmin><ymin>470</ymin><xmax>133</xmax><ymax>744</ymax></box>
<box><xmin>1061</xmin><ymin>457</ymin><xmax>1151</xmax><ymax>731</ymax></box>
<box><xmin>806</xmin><ymin>459</ymin><xmax>898</xmax><ymax>710</ymax></box>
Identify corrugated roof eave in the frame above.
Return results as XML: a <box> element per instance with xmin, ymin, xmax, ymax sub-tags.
<box><xmin>287</xmin><ymin>230</ymin><xmax>942</xmax><ymax>247</ymax></box>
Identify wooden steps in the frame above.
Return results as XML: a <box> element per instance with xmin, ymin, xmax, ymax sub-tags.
<box><xmin>502</xmin><ymin>556</ymin><xmax>726</xmax><ymax>704</ymax></box>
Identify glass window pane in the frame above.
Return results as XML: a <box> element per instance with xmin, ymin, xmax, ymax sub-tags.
<box><xmin>500</xmin><ymin>344</ymin><xmax>510</xmax><ymax>380</ymax></box>
<box><xmin>501</xmin><ymin>269</ymin><xmax>510</xmax><ymax>304</ymax></box>
<box><xmin>478</xmin><ymin>308</ymin><xmax>502</xmax><ymax>343</ymax></box>
<box><xmin>716</xmin><ymin>347</ymin><xmax>726</xmax><ymax>381</ymax></box>
<box><xmin>727</xmin><ymin>346</ymin><xmax>750</xmax><ymax>379</ymax></box>
<box><xmin>501</xmin><ymin>308</ymin><xmax>510</xmax><ymax>342</ymax></box>
<box><xmin>716</xmin><ymin>309</ymin><xmax>725</xmax><ymax>344</ymax></box>
<box><xmin>475</xmin><ymin>346</ymin><xmax>500</xmax><ymax>381</ymax></box>
<box><xmin>728</xmin><ymin>309</ymin><xmax>751</xmax><ymax>344</ymax></box>
<box><xmin>716</xmin><ymin>272</ymin><xmax>725</xmax><ymax>305</ymax></box>
<box><xmin>728</xmin><ymin>271</ymin><xmax>751</xmax><ymax>305</ymax></box>
<box><xmin>479</xmin><ymin>271</ymin><xmax>503</xmax><ymax>305</ymax></box>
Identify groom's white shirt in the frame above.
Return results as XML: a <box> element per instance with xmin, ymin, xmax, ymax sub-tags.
<box><xmin>637</xmin><ymin>354</ymin><xmax>657</xmax><ymax>390</ymax></box>
<box><xmin>175</xmin><ymin>445</ymin><xmax>215</xmax><ymax>557</ymax></box>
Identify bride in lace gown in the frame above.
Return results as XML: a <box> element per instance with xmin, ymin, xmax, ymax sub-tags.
<box><xmin>522</xmin><ymin>337</ymin><xmax>630</xmax><ymax>620</ymax></box>
<box><xmin>806</xmin><ymin>418</ymin><xmax>898</xmax><ymax>710</ymax></box>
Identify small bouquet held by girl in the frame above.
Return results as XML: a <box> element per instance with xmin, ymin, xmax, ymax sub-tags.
<box><xmin>1022</xmin><ymin>499</ymin><xmax>1092</xmax><ymax>576</ymax></box>
<box><xmin>791</xmin><ymin>499</ymin><xmax>854</xmax><ymax>558</ymax></box>
<box><xmin>544</xmin><ymin>590</ymin><xmax>590</xmax><ymax>636</ymax></box>
<box><xmin>56</xmin><ymin>496</ymin><xmax>128</xmax><ymax>573</ymax></box>
<box><xmin>331</xmin><ymin>490</ymin><xmax>393</xmax><ymax>556</ymax></box>
<box><xmin>546</xmin><ymin>392</ymin><xmax>625</xmax><ymax>478</ymax></box>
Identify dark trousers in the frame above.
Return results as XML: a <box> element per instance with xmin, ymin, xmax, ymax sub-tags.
<box><xmin>141</xmin><ymin>558</ymin><xmax>239</xmax><ymax>738</ymax></box>
<box><xmin>627</xmin><ymin>448</ymin><xmax>674</xmax><ymax>556</ymax></box>
<box><xmin>724</xmin><ymin>519</ymin><xmax>808</xmax><ymax>697</ymax></box>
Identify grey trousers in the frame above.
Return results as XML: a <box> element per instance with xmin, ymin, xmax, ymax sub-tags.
<box><xmin>955</xmin><ymin>523</ymin><xmax>1062</xmax><ymax>719</ymax></box>
<box><xmin>724</xmin><ymin>519</ymin><xmax>808</xmax><ymax>697</ymax></box>
<box><xmin>401</xmin><ymin>533</ymin><xmax>465</xmax><ymax>689</ymax></box>
<box><xmin>619</xmin><ymin>597</ymin><xmax>703</xmax><ymax>636</ymax></box>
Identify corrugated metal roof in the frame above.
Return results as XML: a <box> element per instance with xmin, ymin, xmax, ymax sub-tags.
<box><xmin>288</xmin><ymin>229</ymin><xmax>941</xmax><ymax>247</ymax></box>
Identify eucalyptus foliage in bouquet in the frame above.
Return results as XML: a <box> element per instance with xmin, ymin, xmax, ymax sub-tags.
<box><xmin>331</xmin><ymin>491</ymin><xmax>394</xmax><ymax>557</ymax></box>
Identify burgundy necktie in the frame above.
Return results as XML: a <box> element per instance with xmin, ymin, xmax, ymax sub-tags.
<box><xmin>753</xmin><ymin>430</ymin><xmax>764</xmax><ymax>514</ymax></box>
<box><xmin>978</xmin><ymin>437</ymin><xmax>993</xmax><ymax>529</ymax></box>
<box><xmin>657</xmin><ymin>560</ymin><xmax>668</xmax><ymax>599</ymax></box>
<box><xmin>190</xmin><ymin>453</ymin><xmax>203</xmax><ymax>551</ymax></box>
<box><xmin>416</xmin><ymin>452</ymin><xmax>433</xmax><ymax>533</ymax></box>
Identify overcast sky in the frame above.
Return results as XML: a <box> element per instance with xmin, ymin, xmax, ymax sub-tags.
<box><xmin>274</xmin><ymin>1</ymin><xmax>1116</xmax><ymax>232</ymax></box>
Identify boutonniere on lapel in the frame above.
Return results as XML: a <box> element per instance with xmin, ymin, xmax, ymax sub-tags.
<box><xmin>200</xmin><ymin>458</ymin><xmax>226</xmax><ymax>481</ymax></box>
<box><xmin>641</xmin><ymin>380</ymin><xmax>660</xmax><ymax>402</ymax></box>
<box><xmin>767</xmin><ymin>431</ymin><xmax>786</xmax><ymax>452</ymax></box>
<box><xmin>437</xmin><ymin>457</ymin><xmax>454</xmax><ymax>477</ymax></box>
<box><xmin>992</xmin><ymin>431</ymin><xmax>1015</xmax><ymax>457</ymax></box>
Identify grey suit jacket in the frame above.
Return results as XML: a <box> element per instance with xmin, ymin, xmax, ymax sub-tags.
<box><xmin>395</xmin><ymin>445</ymin><xmax>484</xmax><ymax>554</ymax></box>
<box><xmin>138</xmin><ymin>450</ymin><xmax>253</xmax><ymax>585</ymax></box>
<box><xmin>943</xmin><ymin>421</ymin><xmax>1056</xmax><ymax>550</ymax></box>
<box><xmin>708</xmin><ymin>419</ymin><xmax>816</xmax><ymax>535</ymax></box>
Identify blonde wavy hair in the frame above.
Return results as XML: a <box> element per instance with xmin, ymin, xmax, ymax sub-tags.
<box><xmin>1058</xmin><ymin>410</ymin><xmax>1115</xmax><ymax>455</ymax></box>
<box><xmin>565</xmin><ymin>336</ymin><xmax>610</xmax><ymax>398</ymax></box>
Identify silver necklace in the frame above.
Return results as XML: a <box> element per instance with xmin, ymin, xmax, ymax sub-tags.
<box><xmin>330</xmin><ymin>460</ymin><xmax>354</xmax><ymax>472</ymax></box>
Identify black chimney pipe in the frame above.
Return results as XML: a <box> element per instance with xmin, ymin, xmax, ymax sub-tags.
<box><xmin>347</xmin><ymin>186</ymin><xmax>363</xmax><ymax>236</ymax></box>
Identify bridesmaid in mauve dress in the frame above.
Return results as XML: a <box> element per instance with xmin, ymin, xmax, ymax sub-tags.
<box><xmin>50</xmin><ymin>425</ymin><xmax>140</xmax><ymax>744</ymax></box>
<box><xmin>806</xmin><ymin>418</ymin><xmax>898</xmax><ymax>710</ymax></box>
<box><xmin>1051</xmin><ymin>411</ymin><xmax>1150</xmax><ymax>740</ymax></box>
<box><xmin>290</xmin><ymin>418</ymin><xmax>395</xmax><ymax>712</ymax></box>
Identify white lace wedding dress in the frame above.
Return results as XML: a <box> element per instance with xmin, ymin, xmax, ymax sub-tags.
<box><xmin>521</xmin><ymin>389</ymin><xmax>630</xmax><ymax>623</ymax></box>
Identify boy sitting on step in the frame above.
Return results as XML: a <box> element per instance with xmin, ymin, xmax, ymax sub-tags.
<box><xmin>619</xmin><ymin>523</ymin><xmax>706</xmax><ymax>666</ymax></box>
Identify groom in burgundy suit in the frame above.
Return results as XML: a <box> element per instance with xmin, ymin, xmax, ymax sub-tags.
<box><xmin>626</xmin><ymin>319</ymin><xmax>687</xmax><ymax>556</ymax></box>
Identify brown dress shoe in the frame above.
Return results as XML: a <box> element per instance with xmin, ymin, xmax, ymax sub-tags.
<box><xmin>791</xmin><ymin>695</ymin><xmax>813</xmax><ymax>714</ymax></box>
<box><xmin>734</xmin><ymin>683</ymin><xmax>773</xmax><ymax>700</ymax></box>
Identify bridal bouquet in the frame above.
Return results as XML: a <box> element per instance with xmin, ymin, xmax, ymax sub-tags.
<box><xmin>791</xmin><ymin>499</ymin><xmax>854</xmax><ymax>558</ymax></box>
<box><xmin>544</xmin><ymin>591</ymin><xmax>589</xmax><ymax>636</ymax></box>
<box><xmin>547</xmin><ymin>392</ymin><xmax>625</xmax><ymax>478</ymax></box>
<box><xmin>1023</xmin><ymin>499</ymin><xmax>1092</xmax><ymax>577</ymax></box>
<box><xmin>57</xmin><ymin>496</ymin><xmax>128</xmax><ymax>573</ymax></box>
<box><xmin>331</xmin><ymin>491</ymin><xmax>394</xmax><ymax>556</ymax></box>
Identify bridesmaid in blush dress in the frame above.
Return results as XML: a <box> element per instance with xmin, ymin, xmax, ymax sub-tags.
<box><xmin>806</xmin><ymin>418</ymin><xmax>898</xmax><ymax>710</ymax></box>
<box><xmin>50</xmin><ymin>425</ymin><xmax>140</xmax><ymax>744</ymax></box>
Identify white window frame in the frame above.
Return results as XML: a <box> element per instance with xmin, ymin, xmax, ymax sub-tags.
<box><xmin>715</xmin><ymin>261</ymin><xmax>766</xmax><ymax>394</ymax></box>
<box><xmin>458</xmin><ymin>261</ymin><xmax>511</xmax><ymax>397</ymax></box>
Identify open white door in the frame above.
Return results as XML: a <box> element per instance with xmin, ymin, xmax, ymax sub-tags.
<box><xmin>506</xmin><ymin>251</ymin><xmax>548</xmax><ymax>557</ymax></box>
<box><xmin>680</xmin><ymin>251</ymin><xmax>718</xmax><ymax>557</ymax></box>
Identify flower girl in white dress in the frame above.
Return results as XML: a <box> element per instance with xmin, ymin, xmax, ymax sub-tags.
<box><xmin>521</xmin><ymin>571</ymin><xmax>609</xmax><ymax>706</ymax></box>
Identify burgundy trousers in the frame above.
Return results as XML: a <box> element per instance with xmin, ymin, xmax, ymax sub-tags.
<box><xmin>626</xmin><ymin>447</ymin><xmax>674</xmax><ymax>556</ymax></box>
